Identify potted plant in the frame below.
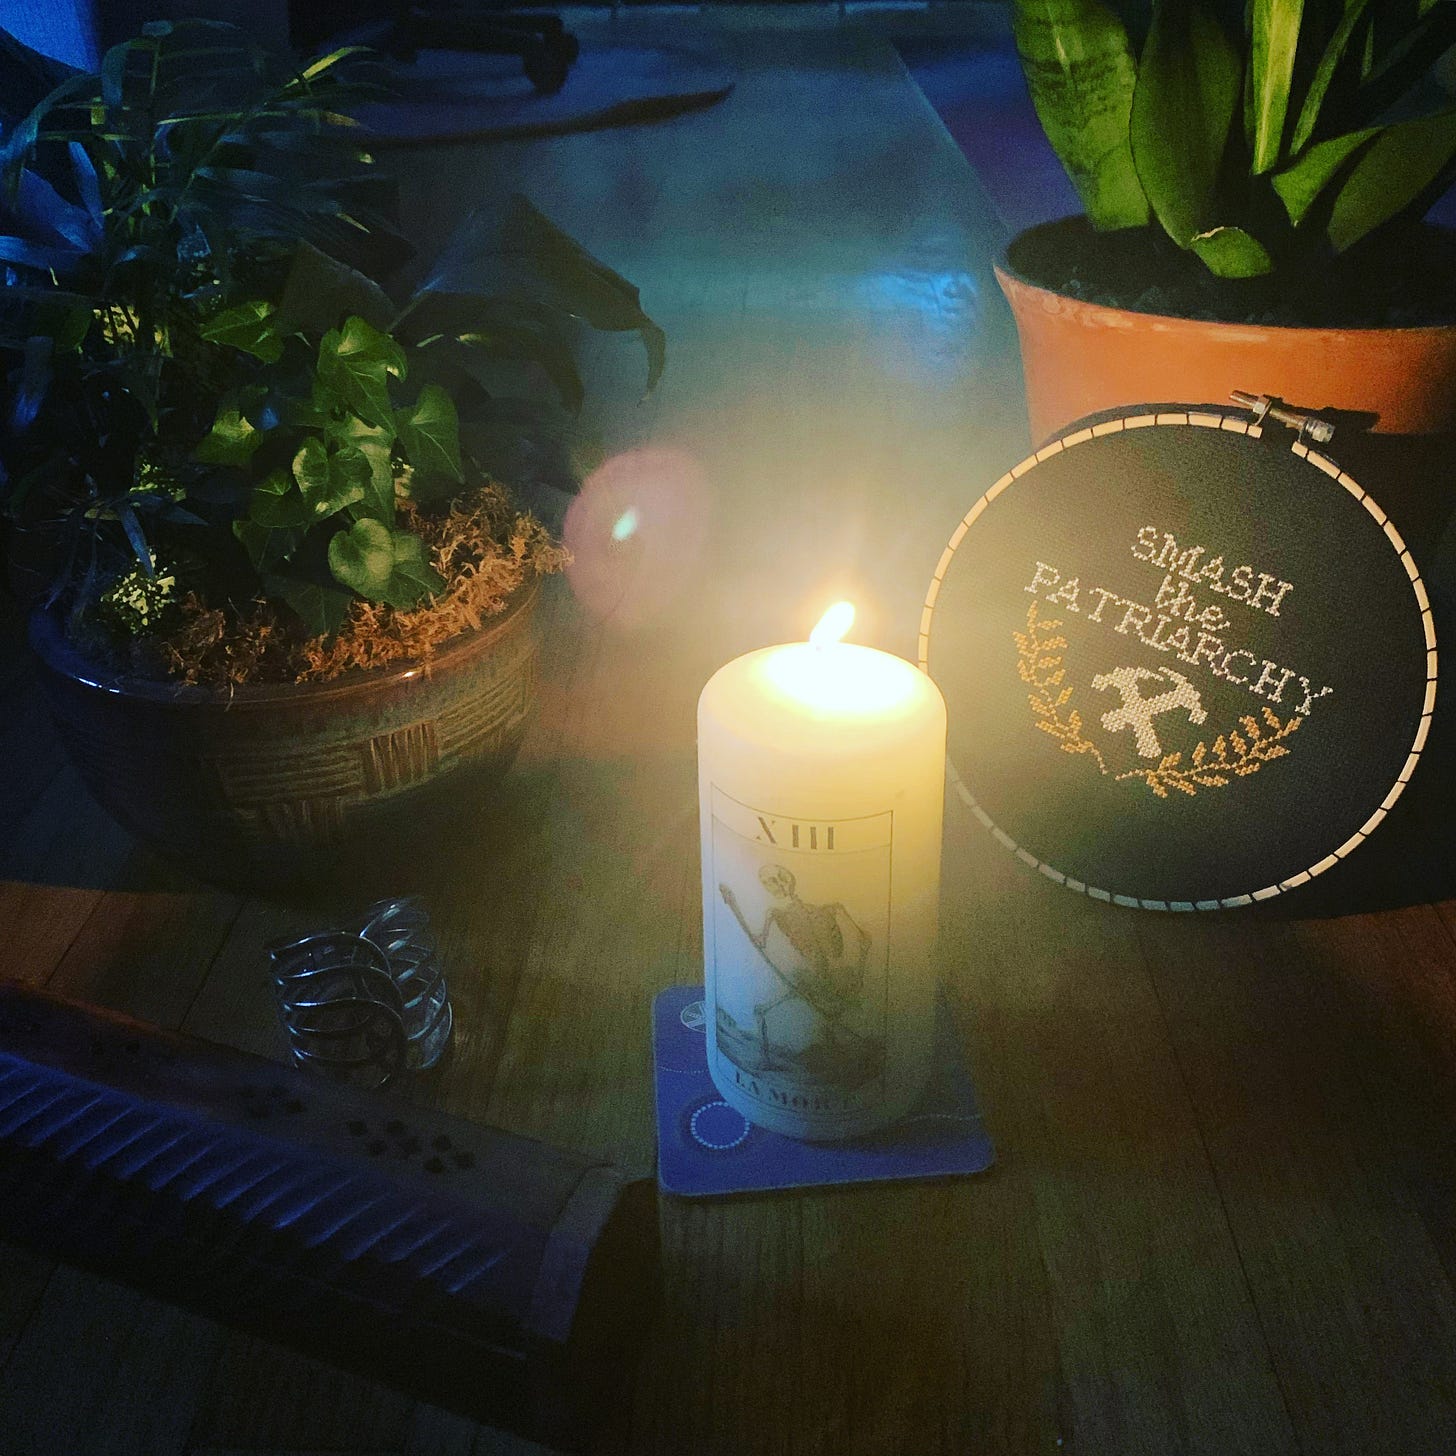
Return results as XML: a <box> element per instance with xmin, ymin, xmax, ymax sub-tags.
<box><xmin>0</xmin><ymin>22</ymin><xmax>662</xmax><ymax>884</ymax></box>
<box><xmin>1001</xmin><ymin>0</ymin><xmax>1456</xmax><ymax>441</ymax></box>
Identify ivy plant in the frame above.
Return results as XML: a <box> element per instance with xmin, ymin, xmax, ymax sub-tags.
<box><xmin>0</xmin><ymin>21</ymin><xmax>663</xmax><ymax>644</ymax></box>
<box><xmin>195</xmin><ymin>312</ymin><xmax>461</xmax><ymax>635</ymax></box>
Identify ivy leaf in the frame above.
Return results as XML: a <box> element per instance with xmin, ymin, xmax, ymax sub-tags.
<box><xmin>292</xmin><ymin>437</ymin><xmax>369</xmax><ymax>519</ymax></box>
<box><xmin>328</xmin><ymin>518</ymin><xmax>446</xmax><ymax>607</ymax></box>
<box><xmin>247</xmin><ymin>468</ymin><xmax>314</xmax><ymax>529</ymax></box>
<box><xmin>265</xmin><ymin>571</ymin><xmax>353</xmax><ymax>639</ymax></box>
<box><xmin>327</xmin><ymin>412</ymin><xmax>396</xmax><ymax>521</ymax></box>
<box><xmin>233</xmin><ymin>518</ymin><xmax>303</xmax><ymax>572</ymax></box>
<box><xmin>329</xmin><ymin>443</ymin><xmax>374</xmax><ymax>515</ymax></box>
<box><xmin>200</xmin><ymin>299</ymin><xmax>283</xmax><ymax>363</ymax></box>
<box><xmin>328</xmin><ymin>516</ymin><xmax>395</xmax><ymax>597</ymax></box>
<box><xmin>381</xmin><ymin>531</ymin><xmax>448</xmax><ymax>608</ymax></box>
<box><xmin>327</xmin><ymin>409</ymin><xmax>397</xmax><ymax>455</ymax></box>
<box><xmin>317</xmin><ymin>314</ymin><xmax>406</xmax><ymax>430</ymax></box>
<box><xmin>395</xmin><ymin>382</ymin><xmax>463</xmax><ymax>487</ymax></box>
<box><xmin>282</xmin><ymin>388</ymin><xmax>333</xmax><ymax>432</ymax></box>
<box><xmin>195</xmin><ymin>400</ymin><xmax>264</xmax><ymax>465</ymax></box>
<box><xmin>292</xmin><ymin>437</ymin><xmax>331</xmax><ymax>508</ymax></box>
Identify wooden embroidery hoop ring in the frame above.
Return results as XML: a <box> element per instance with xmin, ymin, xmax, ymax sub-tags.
<box><xmin>918</xmin><ymin>406</ymin><xmax>1438</xmax><ymax>911</ymax></box>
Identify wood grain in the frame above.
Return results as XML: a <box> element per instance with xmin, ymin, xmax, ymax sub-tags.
<box><xmin>1137</xmin><ymin>910</ymin><xmax>1456</xmax><ymax>1454</ymax></box>
<box><xmin>0</xmin><ymin>1266</ymin><xmax>223</xmax><ymax>1456</ymax></box>
<box><xmin>3</xmin><ymin>7</ymin><xmax>1456</xmax><ymax>1453</ymax></box>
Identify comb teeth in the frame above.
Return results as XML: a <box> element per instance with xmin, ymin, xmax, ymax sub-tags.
<box><xmin>0</xmin><ymin>981</ymin><xmax>655</xmax><ymax>1451</ymax></box>
<box><xmin>0</xmin><ymin>1055</ymin><xmax>526</xmax><ymax>1306</ymax></box>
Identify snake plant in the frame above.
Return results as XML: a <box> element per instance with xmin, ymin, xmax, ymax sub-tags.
<box><xmin>1012</xmin><ymin>0</ymin><xmax>1456</xmax><ymax>280</ymax></box>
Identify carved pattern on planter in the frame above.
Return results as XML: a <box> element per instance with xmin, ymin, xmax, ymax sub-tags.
<box><xmin>31</xmin><ymin>577</ymin><xmax>543</xmax><ymax>882</ymax></box>
<box><xmin>361</xmin><ymin>721</ymin><xmax>442</xmax><ymax>794</ymax></box>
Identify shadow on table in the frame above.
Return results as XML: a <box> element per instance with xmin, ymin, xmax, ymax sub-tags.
<box><xmin>1</xmin><ymin>760</ymin><xmax>565</xmax><ymax>907</ymax></box>
<box><xmin>1263</xmin><ymin>700</ymin><xmax>1456</xmax><ymax>918</ymax></box>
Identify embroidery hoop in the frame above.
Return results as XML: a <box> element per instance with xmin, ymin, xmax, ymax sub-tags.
<box><xmin>918</xmin><ymin>405</ymin><xmax>1438</xmax><ymax>911</ymax></box>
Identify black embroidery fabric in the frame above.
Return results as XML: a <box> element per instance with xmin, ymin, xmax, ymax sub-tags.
<box><xmin>925</xmin><ymin>409</ymin><xmax>1433</xmax><ymax>907</ymax></box>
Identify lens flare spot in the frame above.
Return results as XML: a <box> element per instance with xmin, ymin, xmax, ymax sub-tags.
<box><xmin>564</xmin><ymin>446</ymin><xmax>710</xmax><ymax>627</ymax></box>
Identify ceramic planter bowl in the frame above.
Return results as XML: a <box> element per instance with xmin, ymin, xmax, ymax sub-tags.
<box><xmin>996</xmin><ymin>220</ymin><xmax>1456</xmax><ymax>443</ymax></box>
<box><xmin>29</xmin><ymin>576</ymin><xmax>542</xmax><ymax>887</ymax></box>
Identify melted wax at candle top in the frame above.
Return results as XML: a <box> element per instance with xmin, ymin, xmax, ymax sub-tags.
<box><xmin>757</xmin><ymin>641</ymin><xmax>928</xmax><ymax>718</ymax></box>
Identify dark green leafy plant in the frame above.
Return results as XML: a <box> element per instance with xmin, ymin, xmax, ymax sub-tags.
<box><xmin>0</xmin><ymin>20</ymin><xmax>393</xmax><ymax>609</ymax></box>
<box><xmin>1012</xmin><ymin>0</ymin><xmax>1456</xmax><ymax>281</ymax></box>
<box><xmin>196</xmin><ymin>311</ymin><xmax>459</xmax><ymax>635</ymax></box>
<box><xmin>0</xmin><ymin>22</ymin><xmax>663</xmax><ymax>665</ymax></box>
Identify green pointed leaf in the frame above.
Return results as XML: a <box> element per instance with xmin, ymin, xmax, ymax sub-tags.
<box><xmin>1130</xmin><ymin>0</ymin><xmax>1242</xmax><ymax>248</ymax></box>
<box><xmin>1012</xmin><ymin>0</ymin><xmax>1150</xmax><ymax>228</ymax></box>
<box><xmin>328</xmin><ymin>519</ymin><xmax>446</xmax><ymax>606</ymax></box>
<box><xmin>200</xmin><ymin>299</ymin><xmax>282</xmax><ymax>363</ymax></box>
<box><xmin>301</xmin><ymin>44</ymin><xmax>370</xmax><ymax>81</ymax></box>
<box><xmin>325</xmin><ymin>413</ymin><xmax>396</xmax><ymax>521</ymax></box>
<box><xmin>292</xmin><ymin>437</ymin><xmax>369</xmax><ymax>519</ymax></box>
<box><xmin>248</xmin><ymin>468</ymin><xmax>314</xmax><ymax>529</ymax></box>
<box><xmin>1347</xmin><ymin>3</ymin><xmax>1456</xmax><ymax>131</ymax></box>
<box><xmin>1189</xmin><ymin>225</ymin><xmax>1275</xmax><ymax>276</ymax></box>
<box><xmin>194</xmin><ymin>401</ymin><xmax>264</xmax><ymax>465</ymax></box>
<box><xmin>396</xmin><ymin>383</ymin><xmax>463</xmax><ymax>485</ymax></box>
<box><xmin>233</xmin><ymin>518</ymin><xmax>303</xmax><ymax>572</ymax></box>
<box><xmin>275</xmin><ymin>239</ymin><xmax>394</xmax><ymax>335</ymax></box>
<box><xmin>1249</xmin><ymin>0</ymin><xmax>1304</xmax><ymax>173</ymax></box>
<box><xmin>265</xmin><ymin>572</ymin><xmax>353</xmax><ymax>639</ymax></box>
<box><xmin>317</xmin><ymin>315</ymin><xmax>406</xmax><ymax>430</ymax></box>
<box><xmin>1289</xmin><ymin>0</ymin><xmax>1372</xmax><ymax>154</ymax></box>
<box><xmin>1325</xmin><ymin>109</ymin><xmax>1456</xmax><ymax>251</ymax></box>
<box><xmin>406</xmin><ymin>293</ymin><xmax>588</xmax><ymax>413</ymax></box>
<box><xmin>422</xmin><ymin>197</ymin><xmax>666</xmax><ymax>393</ymax></box>
<box><xmin>1271</xmin><ymin>125</ymin><xmax>1377</xmax><ymax>224</ymax></box>
<box><xmin>328</xmin><ymin>516</ymin><xmax>395</xmax><ymax>597</ymax></box>
<box><xmin>329</xmin><ymin>443</ymin><xmax>374</xmax><ymax>514</ymax></box>
<box><xmin>377</xmin><ymin>532</ymin><xmax>448</xmax><ymax>609</ymax></box>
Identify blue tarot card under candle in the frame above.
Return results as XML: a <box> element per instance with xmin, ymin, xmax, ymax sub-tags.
<box><xmin>652</xmin><ymin>984</ymin><xmax>995</xmax><ymax>1197</ymax></box>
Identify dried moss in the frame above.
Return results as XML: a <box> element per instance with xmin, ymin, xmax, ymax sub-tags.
<box><xmin>133</xmin><ymin>484</ymin><xmax>567</xmax><ymax>688</ymax></box>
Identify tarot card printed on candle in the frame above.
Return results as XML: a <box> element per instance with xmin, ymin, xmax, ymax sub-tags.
<box><xmin>708</xmin><ymin>786</ymin><xmax>893</xmax><ymax>1126</ymax></box>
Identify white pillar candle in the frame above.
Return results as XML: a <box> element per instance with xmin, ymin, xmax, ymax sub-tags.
<box><xmin>697</xmin><ymin>604</ymin><xmax>947</xmax><ymax>1140</ymax></box>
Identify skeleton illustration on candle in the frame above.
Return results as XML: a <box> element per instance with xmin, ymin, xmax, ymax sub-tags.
<box><xmin>716</xmin><ymin>865</ymin><xmax>884</xmax><ymax>1091</ymax></box>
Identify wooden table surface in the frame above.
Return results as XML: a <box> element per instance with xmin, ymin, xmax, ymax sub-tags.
<box><xmin>5</xmin><ymin>9</ymin><xmax>1456</xmax><ymax>1454</ymax></box>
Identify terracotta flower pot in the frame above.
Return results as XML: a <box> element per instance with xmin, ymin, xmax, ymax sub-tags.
<box><xmin>996</xmin><ymin>221</ymin><xmax>1456</xmax><ymax>443</ymax></box>
<box><xmin>29</xmin><ymin>577</ymin><xmax>542</xmax><ymax>887</ymax></box>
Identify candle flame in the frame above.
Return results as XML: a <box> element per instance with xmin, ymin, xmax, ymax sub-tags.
<box><xmin>809</xmin><ymin>600</ymin><xmax>855</xmax><ymax>647</ymax></box>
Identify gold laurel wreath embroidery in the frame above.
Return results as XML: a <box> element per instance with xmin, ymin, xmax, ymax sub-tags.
<box><xmin>1015</xmin><ymin>601</ymin><xmax>1302</xmax><ymax>798</ymax></box>
<box><xmin>1015</xmin><ymin>601</ymin><xmax>1108</xmax><ymax>772</ymax></box>
<box><xmin>1113</xmin><ymin>709</ymin><xmax>1302</xmax><ymax>798</ymax></box>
